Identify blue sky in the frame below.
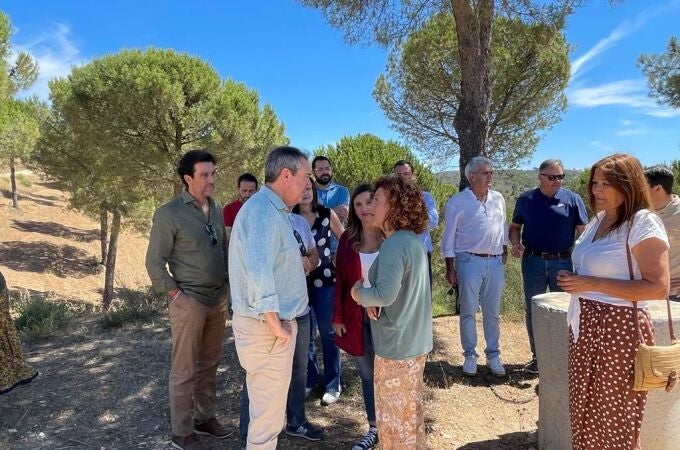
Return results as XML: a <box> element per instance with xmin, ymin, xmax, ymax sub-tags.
<box><xmin>4</xmin><ymin>0</ymin><xmax>679</xmax><ymax>170</ymax></box>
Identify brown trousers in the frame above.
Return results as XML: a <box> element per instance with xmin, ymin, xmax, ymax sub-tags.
<box><xmin>169</xmin><ymin>294</ymin><xmax>228</xmax><ymax>436</ymax></box>
<box><xmin>374</xmin><ymin>354</ymin><xmax>428</xmax><ymax>450</ymax></box>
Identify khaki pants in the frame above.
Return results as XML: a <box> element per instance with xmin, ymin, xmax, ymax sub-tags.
<box><xmin>233</xmin><ymin>314</ymin><xmax>297</xmax><ymax>450</ymax></box>
<box><xmin>169</xmin><ymin>294</ymin><xmax>228</xmax><ymax>436</ymax></box>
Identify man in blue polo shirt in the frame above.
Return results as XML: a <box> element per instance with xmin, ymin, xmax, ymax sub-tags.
<box><xmin>509</xmin><ymin>159</ymin><xmax>588</xmax><ymax>374</ymax></box>
<box><xmin>312</xmin><ymin>155</ymin><xmax>350</xmax><ymax>226</ymax></box>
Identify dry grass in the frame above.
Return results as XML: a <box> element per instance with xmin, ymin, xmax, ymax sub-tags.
<box><xmin>0</xmin><ymin>173</ymin><xmax>150</xmax><ymax>305</ymax></box>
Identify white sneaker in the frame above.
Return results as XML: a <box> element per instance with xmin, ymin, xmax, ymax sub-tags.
<box><xmin>462</xmin><ymin>355</ymin><xmax>477</xmax><ymax>376</ymax></box>
<box><xmin>488</xmin><ymin>356</ymin><xmax>506</xmax><ymax>377</ymax></box>
<box><xmin>321</xmin><ymin>387</ymin><xmax>341</xmax><ymax>405</ymax></box>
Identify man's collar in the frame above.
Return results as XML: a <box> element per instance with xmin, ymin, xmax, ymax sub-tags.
<box><xmin>181</xmin><ymin>189</ymin><xmax>213</xmax><ymax>207</ymax></box>
<box><xmin>317</xmin><ymin>181</ymin><xmax>336</xmax><ymax>191</ymax></box>
<box><xmin>261</xmin><ymin>185</ymin><xmax>288</xmax><ymax>211</ymax></box>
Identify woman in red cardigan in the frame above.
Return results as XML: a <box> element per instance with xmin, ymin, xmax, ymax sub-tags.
<box><xmin>333</xmin><ymin>183</ymin><xmax>384</xmax><ymax>450</ymax></box>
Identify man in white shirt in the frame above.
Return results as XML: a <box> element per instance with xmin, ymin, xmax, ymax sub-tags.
<box><xmin>442</xmin><ymin>156</ymin><xmax>508</xmax><ymax>377</ymax></box>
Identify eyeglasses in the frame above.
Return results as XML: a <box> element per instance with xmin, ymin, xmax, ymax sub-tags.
<box><xmin>205</xmin><ymin>224</ymin><xmax>217</xmax><ymax>246</ymax></box>
<box><xmin>292</xmin><ymin>229</ymin><xmax>307</xmax><ymax>256</ymax></box>
<box><xmin>540</xmin><ymin>173</ymin><xmax>565</xmax><ymax>181</ymax></box>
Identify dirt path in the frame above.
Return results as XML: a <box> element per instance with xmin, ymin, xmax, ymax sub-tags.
<box><xmin>0</xmin><ymin>316</ymin><xmax>538</xmax><ymax>450</ymax></box>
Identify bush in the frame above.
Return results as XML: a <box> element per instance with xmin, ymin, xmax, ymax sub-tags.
<box><xmin>100</xmin><ymin>288</ymin><xmax>166</xmax><ymax>328</ymax></box>
<box><xmin>13</xmin><ymin>294</ymin><xmax>75</xmax><ymax>341</ymax></box>
<box><xmin>16</xmin><ymin>173</ymin><xmax>32</xmax><ymax>187</ymax></box>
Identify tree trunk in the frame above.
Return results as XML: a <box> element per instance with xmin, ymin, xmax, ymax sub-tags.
<box><xmin>9</xmin><ymin>156</ymin><xmax>18</xmax><ymax>208</ymax></box>
<box><xmin>102</xmin><ymin>209</ymin><xmax>121</xmax><ymax>312</ymax></box>
<box><xmin>100</xmin><ymin>206</ymin><xmax>108</xmax><ymax>265</ymax></box>
<box><xmin>451</xmin><ymin>0</ymin><xmax>494</xmax><ymax>191</ymax></box>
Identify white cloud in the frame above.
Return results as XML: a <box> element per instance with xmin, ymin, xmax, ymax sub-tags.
<box><xmin>615</xmin><ymin>128</ymin><xmax>646</xmax><ymax>136</ymax></box>
<box><xmin>570</xmin><ymin>1</ymin><xmax>680</xmax><ymax>80</ymax></box>
<box><xmin>568</xmin><ymin>79</ymin><xmax>680</xmax><ymax>118</ymax></box>
<box><xmin>13</xmin><ymin>22</ymin><xmax>85</xmax><ymax>99</ymax></box>
<box><xmin>619</xmin><ymin>119</ymin><xmax>633</xmax><ymax>126</ymax></box>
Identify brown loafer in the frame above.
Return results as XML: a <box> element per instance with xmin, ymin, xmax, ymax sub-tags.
<box><xmin>193</xmin><ymin>417</ymin><xmax>232</xmax><ymax>439</ymax></box>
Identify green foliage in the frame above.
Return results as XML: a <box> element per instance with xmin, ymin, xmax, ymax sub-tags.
<box><xmin>374</xmin><ymin>13</ymin><xmax>569</xmax><ymax>168</ymax></box>
<box><xmin>0</xmin><ymin>11</ymin><xmax>39</xmax><ymax>98</ymax></box>
<box><xmin>13</xmin><ymin>296</ymin><xmax>75</xmax><ymax>341</ymax></box>
<box><xmin>639</xmin><ymin>37</ymin><xmax>680</xmax><ymax>109</ymax></box>
<box><xmin>100</xmin><ymin>288</ymin><xmax>166</xmax><ymax>329</ymax></box>
<box><xmin>0</xmin><ymin>99</ymin><xmax>41</xmax><ymax>161</ymax></box>
<box><xmin>16</xmin><ymin>173</ymin><xmax>31</xmax><ymax>187</ymax></box>
<box><xmin>316</xmin><ymin>133</ymin><xmax>456</xmax><ymax>209</ymax></box>
<box><xmin>33</xmin><ymin>48</ymin><xmax>288</xmax><ymax>231</ymax></box>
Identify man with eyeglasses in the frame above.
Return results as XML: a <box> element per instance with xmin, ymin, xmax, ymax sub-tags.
<box><xmin>146</xmin><ymin>150</ymin><xmax>230</xmax><ymax>450</ymax></box>
<box><xmin>230</xmin><ymin>146</ymin><xmax>313</xmax><ymax>450</ymax></box>
<box><xmin>509</xmin><ymin>159</ymin><xmax>588</xmax><ymax>374</ymax></box>
<box><xmin>442</xmin><ymin>156</ymin><xmax>509</xmax><ymax>378</ymax></box>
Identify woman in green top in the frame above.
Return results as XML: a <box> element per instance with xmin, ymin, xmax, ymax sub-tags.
<box><xmin>351</xmin><ymin>175</ymin><xmax>433</xmax><ymax>450</ymax></box>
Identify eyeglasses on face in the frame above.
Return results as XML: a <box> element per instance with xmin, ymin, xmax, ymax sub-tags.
<box><xmin>540</xmin><ymin>173</ymin><xmax>565</xmax><ymax>181</ymax></box>
<box><xmin>205</xmin><ymin>224</ymin><xmax>218</xmax><ymax>246</ymax></box>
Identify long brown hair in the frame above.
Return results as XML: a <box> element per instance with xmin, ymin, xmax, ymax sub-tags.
<box><xmin>346</xmin><ymin>183</ymin><xmax>374</xmax><ymax>252</ymax></box>
<box><xmin>587</xmin><ymin>153</ymin><xmax>651</xmax><ymax>233</ymax></box>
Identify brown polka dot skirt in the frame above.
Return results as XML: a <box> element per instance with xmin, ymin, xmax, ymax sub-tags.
<box><xmin>568</xmin><ymin>298</ymin><xmax>654</xmax><ymax>450</ymax></box>
<box><xmin>374</xmin><ymin>354</ymin><xmax>427</xmax><ymax>450</ymax></box>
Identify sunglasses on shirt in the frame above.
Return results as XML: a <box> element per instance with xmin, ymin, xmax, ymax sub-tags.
<box><xmin>205</xmin><ymin>224</ymin><xmax>218</xmax><ymax>246</ymax></box>
<box><xmin>540</xmin><ymin>173</ymin><xmax>565</xmax><ymax>181</ymax></box>
<box><xmin>293</xmin><ymin>229</ymin><xmax>307</xmax><ymax>256</ymax></box>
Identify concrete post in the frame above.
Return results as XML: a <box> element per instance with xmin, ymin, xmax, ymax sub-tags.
<box><xmin>532</xmin><ymin>292</ymin><xmax>680</xmax><ymax>450</ymax></box>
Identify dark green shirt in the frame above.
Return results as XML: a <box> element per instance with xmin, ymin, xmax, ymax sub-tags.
<box><xmin>146</xmin><ymin>190</ymin><xmax>228</xmax><ymax>306</ymax></box>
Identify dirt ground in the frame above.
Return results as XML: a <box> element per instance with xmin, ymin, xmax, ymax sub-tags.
<box><xmin>0</xmin><ymin>175</ymin><xmax>539</xmax><ymax>449</ymax></box>
<box><xmin>0</xmin><ymin>316</ymin><xmax>539</xmax><ymax>450</ymax></box>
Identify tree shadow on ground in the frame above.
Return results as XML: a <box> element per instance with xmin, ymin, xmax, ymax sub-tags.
<box><xmin>457</xmin><ymin>430</ymin><xmax>538</xmax><ymax>449</ymax></box>
<box><xmin>0</xmin><ymin>241</ymin><xmax>101</xmax><ymax>278</ymax></box>
<box><xmin>0</xmin><ymin>312</ymin><xmax>366</xmax><ymax>450</ymax></box>
<box><xmin>12</xmin><ymin>220</ymin><xmax>100</xmax><ymax>243</ymax></box>
<box><xmin>0</xmin><ymin>189</ymin><xmax>60</xmax><ymax>207</ymax></box>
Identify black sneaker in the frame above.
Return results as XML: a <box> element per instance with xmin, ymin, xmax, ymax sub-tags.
<box><xmin>352</xmin><ymin>426</ymin><xmax>379</xmax><ymax>449</ymax></box>
<box><xmin>285</xmin><ymin>422</ymin><xmax>324</xmax><ymax>441</ymax></box>
<box><xmin>524</xmin><ymin>358</ymin><xmax>538</xmax><ymax>374</ymax></box>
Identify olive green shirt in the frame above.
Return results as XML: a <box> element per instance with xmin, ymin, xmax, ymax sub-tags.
<box><xmin>358</xmin><ymin>230</ymin><xmax>433</xmax><ymax>360</ymax></box>
<box><xmin>146</xmin><ymin>190</ymin><xmax>228</xmax><ymax>306</ymax></box>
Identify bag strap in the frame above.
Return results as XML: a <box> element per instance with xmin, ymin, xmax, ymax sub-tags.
<box><xmin>626</xmin><ymin>216</ymin><xmax>676</xmax><ymax>343</ymax></box>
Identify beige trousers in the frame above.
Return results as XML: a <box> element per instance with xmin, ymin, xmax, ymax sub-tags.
<box><xmin>169</xmin><ymin>294</ymin><xmax>228</xmax><ymax>436</ymax></box>
<box><xmin>232</xmin><ymin>314</ymin><xmax>297</xmax><ymax>450</ymax></box>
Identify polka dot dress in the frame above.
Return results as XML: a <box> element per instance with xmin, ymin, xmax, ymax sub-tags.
<box><xmin>568</xmin><ymin>298</ymin><xmax>655</xmax><ymax>450</ymax></box>
<box><xmin>308</xmin><ymin>207</ymin><xmax>335</xmax><ymax>288</ymax></box>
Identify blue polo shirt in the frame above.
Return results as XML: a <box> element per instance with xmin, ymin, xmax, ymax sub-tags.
<box><xmin>512</xmin><ymin>187</ymin><xmax>588</xmax><ymax>253</ymax></box>
<box><xmin>316</xmin><ymin>181</ymin><xmax>350</xmax><ymax>210</ymax></box>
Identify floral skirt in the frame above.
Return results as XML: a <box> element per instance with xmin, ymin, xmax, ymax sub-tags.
<box><xmin>374</xmin><ymin>354</ymin><xmax>427</xmax><ymax>450</ymax></box>
<box><xmin>568</xmin><ymin>298</ymin><xmax>654</xmax><ymax>450</ymax></box>
<box><xmin>1</xmin><ymin>274</ymin><xmax>37</xmax><ymax>395</ymax></box>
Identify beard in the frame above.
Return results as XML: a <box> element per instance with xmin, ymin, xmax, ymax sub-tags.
<box><xmin>317</xmin><ymin>174</ymin><xmax>332</xmax><ymax>185</ymax></box>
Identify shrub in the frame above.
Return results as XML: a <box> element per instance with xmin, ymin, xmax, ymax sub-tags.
<box><xmin>100</xmin><ymin>288</ymin><xmax>166</xmax><ymax>328</ymax></box>
<box><xmin>13</xmin><ymin>294</ymin><xmax>74</xmax><ymax>341</ymax></box>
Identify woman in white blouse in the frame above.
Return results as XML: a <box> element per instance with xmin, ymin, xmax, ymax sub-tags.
<box><xmin>557</xmin><ymin>153</ymin><xmax>670</xmax><ymax>450</ymax></box>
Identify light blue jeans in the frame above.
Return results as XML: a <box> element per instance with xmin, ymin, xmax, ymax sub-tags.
<box><xmin>455</xmin><ymin>252</ymin><xmax>505</xmax><ymax>358</ymax></box>
<box><xmin>521</xmin><ymin>254</ymin><xmax>572</xmax><ymax>359</ymax></box>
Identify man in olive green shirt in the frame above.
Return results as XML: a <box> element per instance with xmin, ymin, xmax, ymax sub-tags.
<box><xmin>146</xmin><ymin>150</ymin><xmax>230</xmax><ymax>450</ymax></box>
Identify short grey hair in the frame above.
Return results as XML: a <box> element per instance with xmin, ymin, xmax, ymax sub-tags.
<box><xmin>465</xmin><ymin>156</ymin><xmax>493</xmax><ymax>182</ymax></box>
<box><xmin>539</xmin><ymin>159</ymin><xmax>563</xmax><ymax>172</ymax></box>
<box><xmin>265</xmin><ymin>146</ymin><xmax>308</xmax><ymax>183</ymax></box>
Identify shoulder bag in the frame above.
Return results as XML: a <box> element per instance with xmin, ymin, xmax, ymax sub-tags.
<box><xmin>626</xmin><ymin>221</ymin><xmax>680</xmax><ymax>392</ymax></box>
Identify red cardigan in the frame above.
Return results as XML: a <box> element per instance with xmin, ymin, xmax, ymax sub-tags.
<box><xmin>332</xmin><ymin>232</ymin><xmax>368</xmax><ymax>356</ymax></box>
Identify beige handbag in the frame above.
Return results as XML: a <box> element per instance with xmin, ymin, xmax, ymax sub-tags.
<box><xmin>626</xmin><ymin>225</ymin><xmax>680</xmax><ymax>392</ymax></box>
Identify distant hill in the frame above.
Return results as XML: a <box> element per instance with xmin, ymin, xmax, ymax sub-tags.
<box><xmin>436</xmin><ymin>169</ymin><xmax>584</xmax><ymax>203</ymax></box>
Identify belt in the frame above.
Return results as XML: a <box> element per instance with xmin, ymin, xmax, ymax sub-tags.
<box><xmin>526</xmin><ymin>250</ymin><xmax>571</xmax><ymax>260</ymax></box>
<box><xmin>468</xmin><ymin>252</ymin><xmax>502</xmax><ymax>258</ymax></box>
